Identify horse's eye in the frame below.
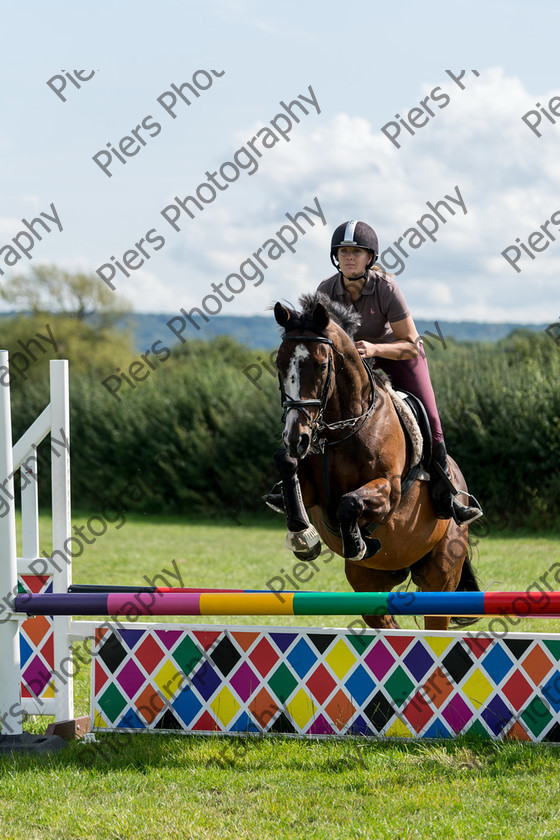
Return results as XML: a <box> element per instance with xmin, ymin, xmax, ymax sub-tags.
<box><xmin>320</xmin><ymin>363</ymin><xmax>328</xmax><ymax>372</ymax></box>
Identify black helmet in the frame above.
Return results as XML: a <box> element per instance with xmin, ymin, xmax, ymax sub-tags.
<box><xmin>330</xmin><ymin>220</ymin><xmax>379</xmax><ymax>269</ymax></box>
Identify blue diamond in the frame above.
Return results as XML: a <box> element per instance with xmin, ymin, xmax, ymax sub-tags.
<box><xmin>287</xmin><ymin>638</ymin><xmax>317</xmax><ymax>679</ymax></box>
<box><xmin>423</xmin><ymin>718</ymin><xmax>453</xmax><ymax>739</ymax></box>
<box><xmin>345</xmin><ymin>664</ymin><xmax>376</xmax><ymax>706</ymax></box>
<box><xmin>172</xmin><ymin>686</ymin><xmax>202</xmax><ymax>725</ymax></box>
<box><xmin>480</xmin><ymin>644</ymin><xmax>514</xmax><ymax>684</ymax></box>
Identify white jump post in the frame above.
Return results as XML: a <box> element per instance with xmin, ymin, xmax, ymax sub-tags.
<box><xmin>0</xmin><ymin>350</ymin><xmax>22</xmax><ymax>737</ymax></box>
<box><xmin>0</xmin><ymin>355</ymin><xmax>72</xmax><ymax>744</ymax></box>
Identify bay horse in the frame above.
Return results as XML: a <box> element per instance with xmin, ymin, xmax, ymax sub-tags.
<box><xmin>271</xmin><ymin>293</ymin><xmax>479</xmax><ymax>631</ymax></box>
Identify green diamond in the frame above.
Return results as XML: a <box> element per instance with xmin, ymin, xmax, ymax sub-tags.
<box><xmin>521</xmin><ymin>696</ymin><xmax>553</xmax><ymax>737</ymax></box>
<box><xmin>98</xmin><ymin>683</ymin><xmax>128</xmax><ymax>722</ymax></box>
<box><xmin>346</xmin><ymin>633</ymin><xmax>376</xmax><ymax>656</ymax></box>
<box><xmin>544</xmin><ymin>640</ymin><xmax>560</xmax><ymax>662</ymax></box>
<box><xmin>172</xmin><ymin>635</ymin><xmax>204</xmax><ymax>675</ymax></box>
<box><xmin>384</xmin><ymin>666</ymin><xmax>414</xmax><ymax>707</ymax></box>
<box><xmin>268</xmin><ymin>663</ymin><xmax>298</xmax><ymax>704</ymax></box>
<box><xmin>464</xmin><ymin>718</ymin><xmax>491</xmax><ymax>739</ymax></box>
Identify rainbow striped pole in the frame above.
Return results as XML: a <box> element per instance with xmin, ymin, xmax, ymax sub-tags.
<box><xmin>13</xmin><ymin>590</ymin><xmax>560</xmax><ymax>617</ymax></box>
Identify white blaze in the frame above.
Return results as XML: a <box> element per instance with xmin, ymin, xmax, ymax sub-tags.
<box><xmin>283</xmin><ymin>344</ymin><xmax>310</xmax><ymax>440</ymax></box>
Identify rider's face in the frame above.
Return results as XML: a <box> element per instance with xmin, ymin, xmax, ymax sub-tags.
<box><xmin>337</xmin><ymin>247</ymin><xmax>371</xmax><ymax>279</ymax></box>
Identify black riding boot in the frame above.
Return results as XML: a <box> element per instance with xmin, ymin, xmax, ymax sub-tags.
<box><xmin>429</xmin><ymin>440</ymin><xmax>483</xmax><ymax>525</ymax></box>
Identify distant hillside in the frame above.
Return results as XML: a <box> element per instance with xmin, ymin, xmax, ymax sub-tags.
<box><xmin>0</xmin><ymin>310</ymin><xmax>548</xmax><ymax>351</ymax></box>
<box><xmin>126</xmin><ymin>313</ymin><xmax>548</xmax><ymax>351</ymax></box>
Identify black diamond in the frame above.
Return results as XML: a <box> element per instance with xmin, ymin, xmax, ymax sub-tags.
<box><xmin>308</xmin><ymin>634</ymin><xmax>336</xmax><ymax>654</ymax></box>
<box><xmin>155</xmin><ymin>709</ymin><xmax>183</xmax><ymax>730</ymax></box>
<box><xmin>543</xmin><ymin>722</ymin><xmax>560</xmax><ymax>743</ymax></box>
<box><xmin>210</xmin><ymin>636</ymin><xmax>241</xmax><ymax>677</ymax></box>
<box><xmin>364</xmin><ymin>691</ymin><xmax>395</xmax><ymax>732</ymax></box>
<box><xmin>268</xmin><ymin>713</ymin><xmax>297</xmax><ymax>734</ymax></box>
<box><xmin>442</xmin><ymin>643</ymin><xmax>474</xmax><ymax>683</ymax></box>
<box><xmin>98</xmin><ymin>634</ymin><xmax>127</xmax><ymax>673</ymax></box>
<box><xmin>504</xmin><ymin>639</ymin><xmax>533</xmax><ymax>660</ymax></box>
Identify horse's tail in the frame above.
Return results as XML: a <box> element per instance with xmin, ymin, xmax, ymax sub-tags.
<box><xmin>450</xmin><ymin>538</ymin><xmax>481</xmax><ymax>627</ymax></box>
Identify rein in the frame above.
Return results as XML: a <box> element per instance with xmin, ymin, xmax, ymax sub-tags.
<box><xmin>279</xmin><ymin>333</ymin><xmax>378</xmax><ymax>452</ymax></box>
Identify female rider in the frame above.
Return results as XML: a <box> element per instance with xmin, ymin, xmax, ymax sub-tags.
<box><xmin>317</xmin><ymin>220</ymin><xmax>482</xmax><ymax>525</ymax></box>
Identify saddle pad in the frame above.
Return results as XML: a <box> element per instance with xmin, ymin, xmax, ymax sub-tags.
<box><xmin>384</xmin><ymin>383</ymin><xmax>424</xmax><ymax>467</ymax></box>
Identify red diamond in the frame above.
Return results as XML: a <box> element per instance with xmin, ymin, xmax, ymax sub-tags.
<box><xmin>248</xmin><ymin>637</ymin><xmax>279</xmax><ymax>677</ymax></box>
<box><xmin>385</xmin><ymin>635</ymin><xmax>415</xmax><ymax>657</ymax></box>
<box><xmin>306</xmin><ymin>664</ymin><xmax>337</xmax><ymax>704</ymax></box>
<box><xmin>404</xmin><ymin>690</ymin><xmax>435</xmax><ymax>732</ymax></box>
<box><xmin>501</xmin><ymin>670</ymin><xmax>533</xmax><ymax>711</ymax></box>
<box><xmin>135</xmin><ymin>635</ymin><xmax>166</xmax><ymax>674</ymax></box>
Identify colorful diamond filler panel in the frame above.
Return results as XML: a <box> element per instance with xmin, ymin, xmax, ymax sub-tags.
<box><xmin>18</xmin><ymin>575</ymin><xmax>55</xmax><ymax>701</ymax></box>
<box><xmin>90</xmin><ymin>625</ymin><xmax>560</xmax><ymax>742</ymax></box>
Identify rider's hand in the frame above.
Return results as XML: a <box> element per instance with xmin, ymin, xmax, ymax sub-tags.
<box><xmin>355</xmin><ymin>340</ymin><xmax>377</xmax><ymax>358</ymax></box>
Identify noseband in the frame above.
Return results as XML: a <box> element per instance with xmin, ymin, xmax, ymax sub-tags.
<box><xmin>279</xmin><ymin>333</ymin><xmax>378</xmax><ymax>450</ymax></box>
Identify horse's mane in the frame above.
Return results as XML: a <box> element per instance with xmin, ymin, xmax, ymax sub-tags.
<box><xmin>281</xmin><ymin>292</ymin><xmax>362</xmax><ymax>339</ymax></box>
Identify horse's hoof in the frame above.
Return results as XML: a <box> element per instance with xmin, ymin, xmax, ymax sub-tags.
<box><xmin>284</xmin><ymin>526</ymin><xmax>321</xmax><ymax>562</ymax></box>
<box><xmin>294</xmin><ymin>544</ymin><xmax>322</xmax><ymax>562</ymax></box>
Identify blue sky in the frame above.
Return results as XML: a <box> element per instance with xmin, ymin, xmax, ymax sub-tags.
<box><xmin>1</xmin><ymin>0</ymin><xmax>559</xmax><ymax>323</ymax></box>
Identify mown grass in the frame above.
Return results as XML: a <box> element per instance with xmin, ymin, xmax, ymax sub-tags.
<box><xmin>1</xmin><ymin>513</ymin><xmax>560</xmax><ymax>840</ymax></box>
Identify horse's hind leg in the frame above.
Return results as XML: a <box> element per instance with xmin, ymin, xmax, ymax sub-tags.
<box><xmin>345</xmin><ymin>561</ymin><xmax>409</xmax><ymax>630</ymax></box>
<box><xmin>410</xmin><ymin>521</ymin><xmax>469</xmax><ymax>631</ymax></box>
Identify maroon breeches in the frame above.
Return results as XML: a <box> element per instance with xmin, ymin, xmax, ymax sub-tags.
<box><xmin>374</xmin><ymin>341</ymin><xmax>444</xmax><ymax>444</ymax></box>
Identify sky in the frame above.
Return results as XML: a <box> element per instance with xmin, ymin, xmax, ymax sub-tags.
<box><xmin>1</xmin><ymin>0</ymin><xmax>559</xmax><ymax>325</ymax></box>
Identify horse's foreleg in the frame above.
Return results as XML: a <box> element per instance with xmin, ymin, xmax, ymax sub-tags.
<box><xmin>273</xmin><ymin>448</ymin><xmax>321</xmax><ymax>561</ymax></box>
<box><xmin>338</xmin><ymin>477</ymin><xmax>398</xmax><ymax>563</ymax></box>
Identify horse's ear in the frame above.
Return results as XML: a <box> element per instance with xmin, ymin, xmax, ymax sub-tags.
<box><xmin>274</xmin><ymin>302</ymin><xmax>292</xmax><ymax>327</ymax></box>
<box><xmin>313</xmin><ymin>302</ymin><xmax>331</xmax><ymax>331</ymax></box>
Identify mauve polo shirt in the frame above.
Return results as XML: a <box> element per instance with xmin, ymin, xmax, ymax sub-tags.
<box><xmin>316</xmin><ymin>269</ymin><xmax>410</xmax><ymax>344</ymax></box>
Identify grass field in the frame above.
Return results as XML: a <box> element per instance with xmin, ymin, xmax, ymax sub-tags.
<box><xmin>1</xmin><ymin>513</ymin><xmax>560</xmax><ymax>840</ymax></box>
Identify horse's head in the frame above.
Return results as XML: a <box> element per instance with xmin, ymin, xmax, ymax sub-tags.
<box><xmin>274</xmin><ymin>294</ymin><xmax>361</xmax><ymax>459</ymax></box>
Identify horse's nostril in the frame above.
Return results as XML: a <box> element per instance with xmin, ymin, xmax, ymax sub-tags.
<box><xmin>298</xmin><ymin>433</ymin><xmax>310</xmax><ymax>456</ymax></box>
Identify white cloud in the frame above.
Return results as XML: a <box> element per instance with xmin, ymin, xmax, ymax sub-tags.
<box><xmin>156</xmin><ymin>65</ymin><xmax>558</xmax><ymax>322</ymax></box>
<box><xmin>5</xmin><ymin>66</ymin><xmax>557</xmax><ymax>324</ymax></box>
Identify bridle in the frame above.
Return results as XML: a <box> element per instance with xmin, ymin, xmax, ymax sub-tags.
<box><xmin>278</xmin><ymin>333</ymin><xmax>378</xmax><ymax>452</ymax></box>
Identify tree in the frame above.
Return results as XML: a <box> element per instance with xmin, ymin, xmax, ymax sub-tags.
<box><xmin>0</xmin><ymin>264</ymin><xmax>131</xmax><ymax>328</ymax></box>
<box><xmin>0</xmin><ymin>266</ymin><xmax>136</xmax><ymax>382</ymax></box>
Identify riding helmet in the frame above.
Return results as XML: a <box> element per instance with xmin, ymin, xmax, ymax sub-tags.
<box><xmin>330</xmin><ymin>220</ymin><xmax>379</xmax><ymax>269</ymax></box>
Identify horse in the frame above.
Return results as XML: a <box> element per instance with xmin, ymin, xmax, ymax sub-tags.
<box><xmin>271</xmin><ymin>292</ymin><xmax>479</xmax><ymax>631</ymax></box>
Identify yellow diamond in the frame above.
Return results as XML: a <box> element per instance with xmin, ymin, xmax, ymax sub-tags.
<box><xmin>94</xmin><ymin>711</ymin><xmax>107</xmax><ymax>728</ymax></box>
<box><xmin>210</xmin><ymin>686</ymin><xmax>240</xmax><ymax>726</ymax></box>
<box><xmin>325</xmin><ymin>639</ymin><xmax>357</xmax><ymax>680</ymax></box>
<box><xmin>462</xmin><ymin>668</ymin><xmax>494</xmax><ymax>710</ymax></box>
<box><xmin>42</xmin><ymin>681</ymin><xmax>55</xmax><ymax>698</ymax></box>
<box><xmin>386</xmin><ymin>718</ymin><xmax>413</xmax><ymax>738</ymax></box>
<box><xmin>424</xmin><ymin>637</ymin><xmax>454</xmax><ymax>658</ymax></box>
<box><xmin>286</xmin><ymin>688</ymin><xmax>317</xmax><ymax>730</ymax></box>
<box><xmin>154</xmin><ymin>660</ymin><xmax>184</xmax><ymax>700</ymax></box>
